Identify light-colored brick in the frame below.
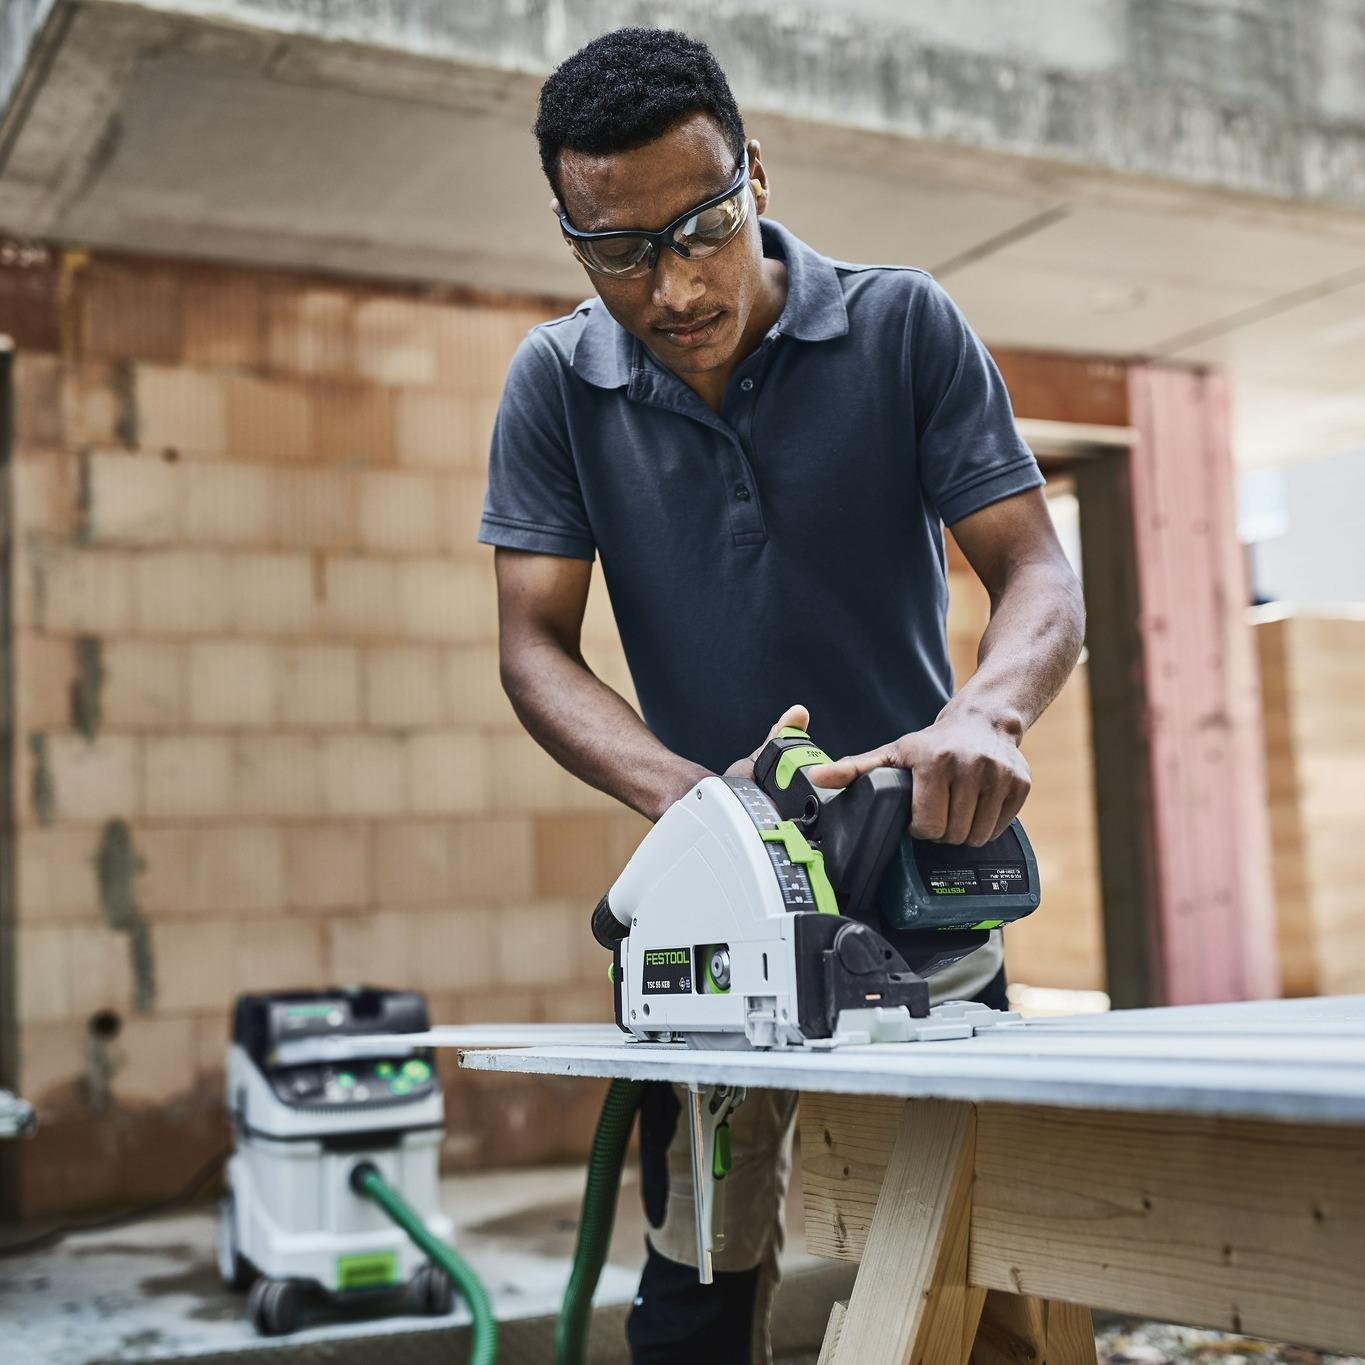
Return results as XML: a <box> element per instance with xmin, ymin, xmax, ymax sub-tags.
<box><xmin>181</xmin><ymin>461</ymin><xmax>273</xmax><ymax>545</ymax></box>
<box><xmin>182</xmin><ymin>274</ymin><xmax>262</xmax><ymax>369</ymax></box>
<box><xmin>320</xmin><ymin>734</ymin><xmax>405</xmax><ymax>815</ymax></box>
<box><xmin>276</xmin><ymin>644</ymin><xmax>360</xmax><ymax>727</ymax></box>
<box><xmin>326</xmin><ymin>910</ymin><xmax>413</xmax><ymax>987</ymax></box>
<box><xmin>366</xmin><ymin>646</ymin><xmax>443</xmax><ymax>728</ymax></box>
<box><xmin>398</xmin><ymin>560</ymin><xmax>496</xmax><ymax>641</ymax></box>
<box><xmin>535</xmin><ymin>814</ymin><xmax>615</xmax><ymax>899</ymax></box>
<box><xmin>432</xmin><ymin>305</ymin><xmax>530</xmax><ymax>396</ymax></box>
<box><xmin>192</xmin><ymin>826</ymin><xmax>285</xmax><ymax>914</ymax></box>
<box><xmin>441</xmin><ymin>472</ymin><xmax>487</xmax><ymax>553</ymax></box>
<box><xmin>45</xmin><ymin>734</ymin><xmax>140</xmax><ymax>821</ymax></box>
<box><xmin>17</xmin><ymin>925</ymin><xmax>73</xmax><ymax>1023</ymax></box>
<box><xmin>272</xmin><ymin>467</ymin><xmax>358</xmax><ymax>550</ymax></box>
<box><xmin>111</xmin><ymin>1015</ymin><xmax>199</xmax><ymax>1103</ymax></box>
<box><xmin>14</xmin><ymin>353</ymin><xmax>65</xmax><ymax>451</ymax></box>
<box><xmin>358</xmin><ymin>470</ymin><xmax>440</xmax><ymax>553</ymax></box>
<box><xmin>136</xmin><ymin>550</ymin><xmax>229</xmax><ymax>633</ymax></box>
<box><xmin>63</xmin><ymin>362</ymin><xmax>122</xmax><ymax>450</ymax></box>
<box><xmin>12</xmin><ymin>451</ymin><xmax>79</xmax><ymax>537</ymax></box>
<box><xmin>153</xmin><ymin>921</ymin><xmax>239</xmax><ymax>1013</ymax></box>
<box><xmin>321</xmin><ymin>556</ymin><xmax>398</xmax><ymax>637</ymax></box>
<box><xmin>312</xmin><ymin>380</ymin><xmax>394</xmax><ymax>464</ymax></box>
<box><xmin>542</xmin><ymin>985</ymin><xmax>613</xmax><ymax>1024</ymax></box>
<box><xmin>17</xmin><ymin>826</ymin><xmax>101</xmax><ymax>919</ymax></box>
<box><xmin>135</xmin><ymin>366</ymin><xmax>227</xmax><ymax>458</ymax></box>
<box><xmin>233</xmin><ymin>735</ymin><xmax>322</xmax><ymax>816</ymax></box>
<box><xmin>224</xmin><ymin>374</ymin><xmax>312</xmax><ymax>461</ymax></box>
<box><xmin>393</xmin><ymin>390</ymin><xmax>477</xmax><ymax>467</ymax></box>
<box><xmin>189</xmin><ymin>641</ymin><xmax>275</xmax><ymax>727</ymax></box>
<box><xmin>486</xmin><ymin>732</ymin><xmax>576</xmax><ymax>812</ymax></box>
<box><xmin>228</xmin><ymin>553</ymin><xmax>319</xmax><ymax>635</ymax></box>
<box><xmin>284</xmin><ymin>823</ymin><xmax>369</xmax><ymax>911</ymax></box>
<box><xmin>264</xmin><ymin>286</ymin><xmax>354</xmax><ymax>377</ymax></box>
<box><xmin>444</xmin><ymin>644</ymin><xmax>516</xmax><ymax>728</ymax></box>
<box><xmin>449</xmin><ymin>817</ymin><xmax>535</xmax><ymax>905</ymax></box>
<box><xmin>83</xmin><ymin>451</ymin><xmax>180</xmax><ymax>545</ymax></box>
<box><xmin>354</xmin><ymin>298</ymin><xmax>439</xmax><ymax>387</ymax></box>
<box><xmin>492</xmin><ymin>901</ymin><xmax>576</xmax><ymax>988</ymax></box>
<box><xmin>134</xmin><ymin>826</ymin><xmax>198</xmax><ymax>915</ymax></box>
<box><xmin>373</xmin><ymin>822</ymin><xmax>450</xmax><ymax>905</ymax></box>
<box><xmin>17</xmin><ymin>633</ymin><xmax>77</xmax><ymax>730</ymax></box>
<box><xmin>239</xmin><ymin>918</ymin><xmax>326</xmax><ymax>994</ymax></box>
<box><xmin>410</xmin><ymin>906</ymin><xmax>495</xmax><ymax>993</ymax></box>
<box><xmin>406</xmin><ymin>730</ymin><xmax>487</xmax><ymax>814</ymax></box>
<box><xmin>40</xmin><ymin>546</ymin><xmax>136</xmax><ymax>632</ymax></box>
<box><xmin>69</xmin><ymin>925</ymin><xmax>136</xmax><ymax>1017</ymax></box>
<box><xmin>18</xmin><ymin>1023</ymin><xmax>86</xmax><ymax>1107</ymax></box>
<box><xmin>144</xmin><ymin>735</ymin><xmax>233</xmax><ymax>818</ymax></box>
<box><xmin>103</xmin><ymin>640</ymin><xmax>185</xmax><ymax>727</ymax></box>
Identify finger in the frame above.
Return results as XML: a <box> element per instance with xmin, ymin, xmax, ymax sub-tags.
<box><xmin>966</xmin><ymin>781</ymin><xmax>1007</xmax><ymax>847</ymax></box>
<box><xmin>765</xmin><ymin>703</ymin><xmax>809</xmax><ymax>742</ymax></box>
<box><xmin>806</xmin><ymin>744</ymin><xmax>901</xmax><ymax>789</ymax></box>
<box><xmin>909</xmin><ymin>764</ymin><xmax>950</xmax><ymax>840</ymax></box>
<box><xmin>989</xmin><ymin>778</ymin><xmax>1030</xmax><ymax>843</ymax></box>
<box><xmin>941</xmin><ymin>773</ymin><xmax>983</xmax><ymax>845</ymax></box>
<box><xmin>723</xmin><ymin>756</ymin><xmax>757</xmax><ymax>780</ymax></box>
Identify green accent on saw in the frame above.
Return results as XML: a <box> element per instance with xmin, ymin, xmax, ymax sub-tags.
<box><xmin>774</xmin><ymin>744</ymin><xmax>832</xmax><ymax>790</ymax></box>
<box><xmin>402</xmin><ymin>1059</ymin><xmax>431</xmax><ymax>1081</ymax></box>
<box><xmin>354</xmin><ymin>1162</ymin><xmax>497</xmax><ymax>1365</ymax></box>
<box><xmin>704</xmin><ymin>949</ymin><xmax>730</xmax><ymax>995</ymax></box>
<box><xmin>760</xmin><ymin>822</ymin><xmax>839</xmax><ymax>915</ymax></box>
<box><xmin>969</xmin><ymin>919</ymin><xmax>1004</xmax><ymax>931</ymax></box>
<box><xmin>776</xmin><ymin>726</ymin><xmax>810</xmax><ymax>739</ymax></box>
<box><xmin>713</xmin><ymin>1123</ymin><xmax>732</xmax><ymax>1178</ymax></box>
<box><xmin>336</xmin><ymin>1071</ymin><xmax>356</xmax><ymax>1089</ymax></box>
<box><xmin>335</xmin><ymin>1250</ymin><xmax>399</xmax><ymax>1290</ymax></box>
<box><xmin>375</xmin><ymin>1061</ymin><xmax>395</xmax><ymax>1078</ymax></box>
<box><xmin>608</xmin><ymin>961</ymin><xmax>615</xmax><ymax>984</ymax></box>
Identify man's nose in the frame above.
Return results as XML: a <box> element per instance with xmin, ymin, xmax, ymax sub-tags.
<box><xmin>651</xmin><ymin>249</ymin><xmax>705</xmax><ymax>313</ymax></box>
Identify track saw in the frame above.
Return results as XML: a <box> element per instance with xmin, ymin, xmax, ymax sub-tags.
<box><xmin>592</xmin><ymin>726</ymin><xmax>1041</xmax><ymax>1052</ymax></box>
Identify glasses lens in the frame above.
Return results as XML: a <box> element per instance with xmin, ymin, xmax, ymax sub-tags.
<box><xmin>673</xmin><ymin>185</ymin><xmax>750</xmax><ymax>257</ymax></box>
<box><xmin>567</xmin><ymin>232</ymin><xmax>653</xmax><ymax>278</ymax></box>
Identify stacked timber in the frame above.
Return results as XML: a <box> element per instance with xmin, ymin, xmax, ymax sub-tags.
<box><xmin>1255</xmin><ymin>608</ymin><xmax>1365</xmax><ymax>997</ymax></box>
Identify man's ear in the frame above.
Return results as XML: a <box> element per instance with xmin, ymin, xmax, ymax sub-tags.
<box><xmin>746</xmin><ymin>139</ymin><xmax>770</xmax><ymax>214</ymax></box>
<box><xmin>549</xmin><ymin>197</ymin><xmax>562</xmax><ymax>217</ymax></box>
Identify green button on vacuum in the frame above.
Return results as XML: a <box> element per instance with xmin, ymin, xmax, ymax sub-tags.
<box><xmin>375</xmin><ymin>1062</ymin><xmax>395</xmax><ymax>1078</ymax></box>
<box><xmin>402</xmin><ymin>1059</ymin><xmax>431</xmax><ymax>1082</ymax></box>
<box><xmin>335</xmin><ymin>1071</ymin><xmax>356</xmax><ymax>1089</ymax></box>
<box><xmin>390</xmin><ymin>1077</ymin><xmax>414</xmax><ymax>1095</ymax></box>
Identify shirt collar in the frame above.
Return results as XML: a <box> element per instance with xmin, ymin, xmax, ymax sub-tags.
<box><xmin>569</xmin><ymin>217</ymin><xmax>848</xmax><ymax>390</ymax></box>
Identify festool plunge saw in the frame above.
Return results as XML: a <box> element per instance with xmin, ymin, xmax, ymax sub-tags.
<box><xmin>591</xmin><ymin>725</ymin><xmax>1040</xmax><ymax>1051</ymax></box>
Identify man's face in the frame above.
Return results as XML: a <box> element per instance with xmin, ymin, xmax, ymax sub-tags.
<box><xmin>554</xmin><ymin>112</ymin><xmax>769</xmax><ymax>377</ymax></box>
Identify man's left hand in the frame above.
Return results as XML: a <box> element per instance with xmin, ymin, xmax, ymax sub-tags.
<box><xmin>806</xmin><ymin>712</ymin><xmax>1030</xmax><ymax>846</ymax></box>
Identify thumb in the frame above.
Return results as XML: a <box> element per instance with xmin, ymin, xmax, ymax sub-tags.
<box><xmin>807</xmin><ymin>741</ymin><xmax>907</xmax><ymax>789</ymax></box>
<box><xmin>765</xmin><ymin>703</ymin><xmax>810</xmax><ymax>742</ymax></box>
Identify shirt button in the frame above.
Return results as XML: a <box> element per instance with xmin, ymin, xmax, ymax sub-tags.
<box><xmin>734</xmin><ymin>484</ymin><xmax>751</xmax><ymax>501</ymax></box>
<box><xmin>739</xmin><ymin>377</ymin><xmax>755</xmax><ymax>392</ymax></box>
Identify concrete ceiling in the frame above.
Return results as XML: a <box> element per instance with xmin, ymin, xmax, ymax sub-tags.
<box><xmin>3</xmin><ymin>2</ymin><xmax>1365</xmax><ymax>466</ymax></box>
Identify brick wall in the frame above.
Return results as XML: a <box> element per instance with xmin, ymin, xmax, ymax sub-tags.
<box><xmin>4</xmin><ymin>247</ymin><xmax>1103</xmax><ymax>1218</ymax></box>
<box><xmin>6</xmin><ymin>251</ymin><xmax>640</xmax><ymax>1216</ymax></box>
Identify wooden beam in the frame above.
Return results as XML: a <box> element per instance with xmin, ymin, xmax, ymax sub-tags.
<box><xmin>1127</xmin><ymin>366</ymin><xmax>1279</xmax><ymax>1002</ymax></box>
<box><xmin>829</xmin><ymin>1100</ymin><xmax>984</xmax><ymax>1364</ymax></box>
<box><xmin>801</xmin><ymin>1094</ymin><xmax>1365</xmax><ymax>1354</ymax></box>
<box><xmin>1074</xmin><ymin>451</ymin><xmax>1162</xmax><ymax>1008</ymax></box>
<box><xmin>972</xmin><ymin>1292</ymin><xmax>1097</xmax><ymax>1365</ymax></box>
<box><xmin>993</xmin><ymin>349</ymin><xmax>1129</xmax><ymax>428</ymax></box>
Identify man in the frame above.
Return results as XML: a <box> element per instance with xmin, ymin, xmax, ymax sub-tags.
<box><xmin>478</xmin><ymin>27</ymin><xmax>1085</xmax><ymax>1364</ymax></box>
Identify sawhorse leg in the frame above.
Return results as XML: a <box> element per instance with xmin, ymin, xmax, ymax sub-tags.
<box><xmin>817</xmin><ymin>1099</ymin><xmax>1096</xmax><ymax>1365</ymax></box>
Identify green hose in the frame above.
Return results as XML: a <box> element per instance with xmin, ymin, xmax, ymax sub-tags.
<box><xmin>352</xmin><ymin>1161</ymin><xmax>497</xmax><ymax>1365</ymax></box>
<box><xmin>555</xmin><ymin>1078</ymin><xmax>645</xmax><ymax>1365</ymax></box>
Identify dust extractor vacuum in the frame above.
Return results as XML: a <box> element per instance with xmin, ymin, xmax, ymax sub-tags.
<box><xmin>219</xmin><ymin>987</ymin><xmax>495</xmax><ymax>1359</ymax></box>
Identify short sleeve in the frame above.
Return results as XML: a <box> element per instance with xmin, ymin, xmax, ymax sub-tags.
<box><xmin>477</xmin><ymin>332</ymin><xmax>596</xmax><ymax>561</ymax></box>
<box><xmin>910</xmin><ymin>277</ymin><xmax>1043</xmax><ymax>527</ymax></box>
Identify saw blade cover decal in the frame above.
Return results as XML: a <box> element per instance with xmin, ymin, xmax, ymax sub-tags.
<box><xmin>640</xmin><ymin>947</ymin><xmax>692</xmax><ymax>995</ymax></box>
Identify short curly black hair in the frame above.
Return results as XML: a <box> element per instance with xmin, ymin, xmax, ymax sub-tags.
<box><xmin>534</xmin><ymin>27</ymin><xmax>746</xmax><ymax>201</ymax></box>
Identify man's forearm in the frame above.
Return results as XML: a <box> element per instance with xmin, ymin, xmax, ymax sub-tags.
<box><xmin>501</xmin><ymin>637</ymin><xmax>709</xmax><ymax>822</ymax></box>
<box><xmin>940</xmin><ymin>560</ymin><xmax>1086</xmax><ymax>739</ymax></box>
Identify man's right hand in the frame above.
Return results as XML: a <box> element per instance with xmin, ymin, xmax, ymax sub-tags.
<box><xmin>723</xmin><ymin>703</ymin><xmax>811</xmax><ymax>782</ymax></box>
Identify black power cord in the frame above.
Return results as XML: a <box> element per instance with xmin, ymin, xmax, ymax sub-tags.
<box><xmin>0</xmin><ymin>1143</ymin><xmax>231</xmax><ymax>1259</ymax></box>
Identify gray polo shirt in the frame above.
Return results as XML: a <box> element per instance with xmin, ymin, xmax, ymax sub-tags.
<box><xmin>479</xmin><ymin>219</ymin><xmax>1042</xmax><ymax>997</ymax></box>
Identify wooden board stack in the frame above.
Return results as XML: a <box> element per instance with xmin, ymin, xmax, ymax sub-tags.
<box><xmin>1256</xmin><ymin>609</ymin><xmax>1365</xmax><ymax>997</ymax></box>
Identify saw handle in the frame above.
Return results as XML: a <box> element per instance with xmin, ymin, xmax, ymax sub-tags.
<box><xmin>591</xmin><ymin>893</ymin><xmax>629</xmax><ymax>949</ymax></box>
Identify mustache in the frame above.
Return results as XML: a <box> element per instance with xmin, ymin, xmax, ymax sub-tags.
<box><xmin>652</xmin><ymin>310</ymin><xmax>722</xmax><ymax>331</ymax></box>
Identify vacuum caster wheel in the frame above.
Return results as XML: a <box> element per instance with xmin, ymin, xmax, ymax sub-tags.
<box><xmin>407</xmin><ymin>1261</ymin><xmax>455</xmax><ymax>1316</ymax></box>
<box><xmin>216</xmin><ymin>1194</ymin><xmax>256</xmax><ymax>1292</ymax></box>
<box><xmin>247</xmin><ymin>1276</ymin><xmax>303</xmax><ymax>1336</ymax></box>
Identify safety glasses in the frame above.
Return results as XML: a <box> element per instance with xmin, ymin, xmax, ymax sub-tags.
<box><xmin>558</xmin><ymin>158</ymin><xmax>752</xmax><ymax>279</ymax></box>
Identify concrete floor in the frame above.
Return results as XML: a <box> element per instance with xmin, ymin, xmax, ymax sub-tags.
<box><xmin>1</xmin><ymin>1162</ymin><xmax>851</xmax><ymax>1365</ymax></box>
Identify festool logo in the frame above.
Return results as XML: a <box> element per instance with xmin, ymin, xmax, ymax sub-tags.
<box><xmin>644</xmin><ymin>949</ymin><xmax>689</xmax><ymax>965</ymax></box>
